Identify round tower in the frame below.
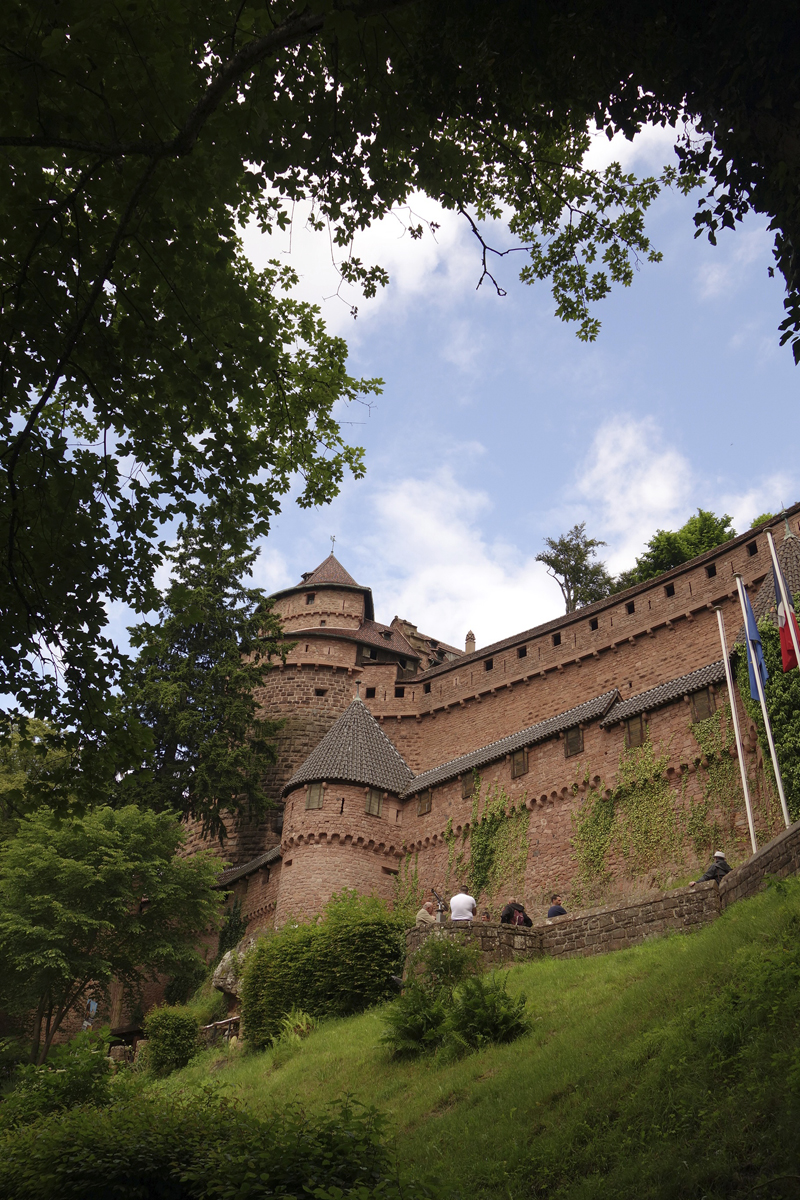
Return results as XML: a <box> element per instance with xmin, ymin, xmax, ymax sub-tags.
<box><xmin>275</xmin><ymin>696</ymin><xmax>415</xmax><ymax>924</ymax></box>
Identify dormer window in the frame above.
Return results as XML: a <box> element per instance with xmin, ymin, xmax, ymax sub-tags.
<box><xmin>381</xmin><ymin>630</ymin><xmax>392</xmax><ymax>640</ymax></box>
<box><xmin>305</xmin><ymin>592</ymin><xmax>315</xmax><ymax>605</ymax></box>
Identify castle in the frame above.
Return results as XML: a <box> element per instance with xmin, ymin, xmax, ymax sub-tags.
<box><xmin>211</xmin><ymin>507</ymin><xmax>800</xmax><ymax>932</ymax></box>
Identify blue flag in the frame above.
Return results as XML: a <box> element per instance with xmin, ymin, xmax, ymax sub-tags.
<box><xmin>744</xmin><ymin>588</ymin><xmax>769</xmax><ymax>700</ymax></box>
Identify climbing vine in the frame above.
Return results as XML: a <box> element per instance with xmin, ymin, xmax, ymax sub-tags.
<box><xmin>465</xmin><ymin>779</ymin><xmax>530</xmax><ymax>906</ymax></box>
<box><xmin>570</xmin><ymin>775</ymin><xmax>615</xmax><ymax>892</ymax></box>
<box><xmin>613</xmin><ymin>739</ymin><xmax>678</xmax><ymax>871</ymax></box>
<box><xmin>392</xmin><ymin>850</ymin><xmax>425</xmax><ymax>918</ymax></box>
<box><xmin>733</xmin><ymin>612</ymin><xmax>800</xmax><ymax>826</ymax></box>
<box><xmin>687</xmin><ymin>702</ymin><xmax>741</xmax><ymax>858</ymax></box>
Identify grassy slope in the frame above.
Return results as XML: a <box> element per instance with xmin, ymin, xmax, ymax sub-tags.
<box><xmin>161</xmin><ymin>882</ymin><xmax>800</xmax><ymax>1199</ymax></box>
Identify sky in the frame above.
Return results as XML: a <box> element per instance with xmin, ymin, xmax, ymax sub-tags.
<box><xmin>145</xmin><ymin>125</ymin><xmax>800</xmax><ymax>657</ymax></box>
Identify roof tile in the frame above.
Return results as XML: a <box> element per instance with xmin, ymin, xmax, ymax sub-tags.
<box><xmin>299</xmin><ymin>554</ymin><xmax>361</xmax><ymax>588</ymax></box>
<box><xmin>600</xmin><ymin>661</ymin><xmax>727</xmax><ymax>726</ymax></box>
<box><xmin>282</xmin><ymin>698</ymin><xmax>416</xmax><ymax>797</ymax></box>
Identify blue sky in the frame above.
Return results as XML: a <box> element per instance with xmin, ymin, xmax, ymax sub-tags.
<box><xmin>237</xmin><ymin>125</ymin><xmax>799</xmax><ymax>654</ymax></box>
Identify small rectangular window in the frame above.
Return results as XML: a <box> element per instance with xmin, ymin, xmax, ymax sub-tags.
<box><xmin>691</xmin><ymin>687</ymin><xmax>716</xmax><ymax>723</ymax></box>
<box><xmin>461</xmin><ymin>774</ymin><xmax>475</xmax><ymax>799</ymax></box>
<box><xmin>589</xmin><ymin>617</ymin><xmax>599</xmax><ymax>632</ymax></box>
<box><xmin>552</xmin><ymin>632</ymin><xmax>561</xmax><ymax>647</ymax></box>
<box><xmin>517</xmin><ymin>645</ymin><xmax>527</xmax><ymax>659</ymax></box>
<box><xmin>305</xmin><ymin>593</ymin><xmax>315</xmax><ymax>605</ymax></box>
<box><xmin>399</xmin><ymin>658</ymin><xmax>407</xmax><ymax>669</ymax></box>
<box><xmin>665</xmin><ymin>583</ymin><xmax>675</xmax><ymax>598</ymax></box>
<box><xmin>394</xmin><ymin>686</ymin><xmax>405</xmax><ymax>699</ymax></box>
<box><xmin>365</xmin><ymin>789</ymin><xmax>383</xmax><ymax>817</ymax></box>
<box><xmin>417</xmin><ymin>790</ymin><xmax>432</xmax><ymax>816</ymax></box>
<box><xmin>706</xmin><ymin>563</ymin><xmax>717</xmax><ymax>579</ymax></box>
<box><xmin>365</xmin><ymin>687</ymin><xmax>376</xmax><ymax>699</ymax></box>
<box><xmin>511</xmin><ymin>748</ymin><xmax>528</xmax><ymax>778</ymax></box>
<box><xmin>625</xmin><ymin>715</ymin><xmax>645</xmax><ymax>749</ymax></box>
<box><xmin>747</xmin><ymin>541</ymin><xmax>758</xmax><ymax>557</ymax></box>
<box><xmin>305</xmin><ymin>782</ymin><xmax>323</xmax><ymax>810</ymax></box>
<box><xmin>319</xmin><ymin>619</ymin><xmax>326</xmax><ymax>626</ymax></box>
<box><xmin>565</xmin><ymin>727</ymin><xmax>583</xmax><ymax>757</ymax></box>
<box><xmin>626</xmin><ymin>601</ymin><xmax>635</xmax><ymax>615</ymax></box>
<box><xmin>423</xmin><ymin>682</ymin><xmax>431</xmax><ymax>694</ymax></box>
<box><xmin>484</xmin><ymin>658</ymin><xmax>494</xmax><ymax>671</ymax></box>
<box><xmin>314</xmin><ymin>688</ymin><xmax>327</xmax><ymax>697</ymax></box>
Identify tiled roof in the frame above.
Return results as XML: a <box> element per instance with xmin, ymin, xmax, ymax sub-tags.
<box><xmin>600</xmin><ymin>661</ymin><xmax>727</xmax><ymax>727</ymax></box>
<box><xmin>401</xmin><ymin>690</ymin><xmax>619</xmax><ymax>797</ymax></box>
<box><xmin>282</xmin><ymin>698</ymin><xmax>416</xmax><ymax>797</ymax></box>
<box><xmin>415</xmin><ymin>503</ymin><xmax>800</xmax><ymax>683</ymax></box>
<box><xmin>299</xmin><ymin>554</ymin><xmax>361</xmax><ymax>588</ymax></box>
<box><xmin>215</xmin><ymin>846</ymin><xmax>281</xmax><ymax>888</ymax></box>
<box><xmin>733</xmin><ymin>530</ymin><xmax>800</xmax><ymax>644</ymax></box>
<box><xmin>354</xmin><ymin>619</ymin><xmax>419</xmax><ymax>659</ymax></box>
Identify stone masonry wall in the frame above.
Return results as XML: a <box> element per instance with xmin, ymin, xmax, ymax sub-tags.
<box><xmin>719</xmin><ymin>819</ymin><xmax>800</xmax><ymax>908</ymax></box>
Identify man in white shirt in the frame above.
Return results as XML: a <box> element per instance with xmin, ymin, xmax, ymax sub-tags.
<box><xmin>449</xmin><ymin>886</ymin><xmax>476</xmax><ymax>922</ymax></box>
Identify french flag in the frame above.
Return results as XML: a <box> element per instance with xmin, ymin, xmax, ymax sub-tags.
<box><xmin>774</xmin><ymin>559</ymin><xmax>800</xmax><ymax>671</ymax></box>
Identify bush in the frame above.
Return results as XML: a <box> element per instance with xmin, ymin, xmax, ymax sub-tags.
<box><xmin>382</xmin><ymin>938</ymin><xmax>529</xmax><ymax>1060</ymax></box>
<box><xmin>0</xmin><ymin>1032</ymin><xmax>112</xmax><ymax>1129</ymax></box>
<box><xmin>242</xmin><ymin>900</ymin><xmax>405</xmax><ymax>1049</ymax></box>
<box><xmin>442</xmin><ymin>974</ymin><xmax>531</xmax><ymax>1055</ymax></box>
<box><xmin>142</xmin><ymin>1007</ymin><xmax>199</xmax><ymax>1076</ymax></box>
<box><xmin>274</xmin><ymin>1008</ymin><xmax>319</xmax><ymax>1048</ymax></box>
<box><xmin>0</xmin><ymin>1089</ymin><xmax>438</xmax><ymax>1200</ymax></box>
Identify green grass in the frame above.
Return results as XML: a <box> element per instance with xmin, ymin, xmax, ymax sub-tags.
<box><xmin>156</xmin><ymin>880</ymin><xmax>800</xmax><ymax>1199</ymax></box>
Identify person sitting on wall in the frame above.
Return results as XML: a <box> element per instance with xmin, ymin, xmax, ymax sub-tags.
<box><xmin>449</xmin><ymin>886</ymin><xmax>476</xmax><ymax>922</ymax></box>
<box><xmin>547</xmin><ymin>894</ymin><xmax>567</xmax><ymax>918</ymax></box>
<box><xmin>500</xmin><ymin>900</ymin><xmax>533</xmax><ymax>926</ymax></box>
<box><xmin>415</xmin><ymin>901</ymin><xmax>436</xmax><ymax>927</ymax></box>
<box><xmin>690</xmin><ymin>850</ymin><xmax>732</xmax><ymax>887</ymax></box>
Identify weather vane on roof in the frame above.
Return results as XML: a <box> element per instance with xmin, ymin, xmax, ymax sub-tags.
<box><xmin>330</xmin><ymin>534</ymin><xmax>336</xmax><ymax>554</ymax></box>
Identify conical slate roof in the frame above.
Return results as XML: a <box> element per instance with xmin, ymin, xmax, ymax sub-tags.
<box><xmin>734</xmin><ymin>528</ymin><xmax>800</xmax><ymax>643</ymax></box>
<box><xmin>300</xmin><ymin>554</ymin><xmax>361</xmax><ymax>588</ymax></box>
<box><xmin>281</xmin><ymin>697</ymin><xmax>415</xmax><ymax>797</ymax></box>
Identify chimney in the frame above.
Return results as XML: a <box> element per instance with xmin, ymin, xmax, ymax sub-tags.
<box><xmin>465</xmin><ymin>630</ymin><xmax>475</xmax><ymax>654</ymax></box>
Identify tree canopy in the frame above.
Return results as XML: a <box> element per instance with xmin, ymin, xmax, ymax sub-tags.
<box><xmin>536</xmin><ymin>524</ymin><xmax>612</xmax><ymax>614</ymax></box>
<box><xmin>0</xmin><ymin>805</ymin><xmax>221</xmax><ymax>1062</ymax></box>
<box><xmin>115</xmin><ymin>523</ymin><xmax>291</xmax><ymax>841</ymax></box>
<box><xmin>2</xmin><ymin>0</ymin><xmax>798</xmax><ymax>737</ymax></box>
<box><xmin>614</xmin><ymin>509</ymin><xmax>736</xmax><ymax>590</ymax></box>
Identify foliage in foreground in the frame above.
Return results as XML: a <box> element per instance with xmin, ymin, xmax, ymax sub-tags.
<box><xmin>0</xmin><ymin>1090</ymin><xmax>435</xmax><ymax>1200</ymax></box>
<box><xmin>0</xmin><ymin>1032</ymin><xmax>112</xmax><ymax>1131</ymax></box>
<box><xmin>142</xmin><ymin>1007</ymin><xmax>201</xmax><ymax>1078</ymax></box>
<box><xmin>0</xmin><ymin>805</ymin><xmax>221</xmax><ymax>1062</ymax></box>
<box><xmin>242</xmin><ymin>892</ymin><xmax>406</xmax><ymax>1048</ymax></box>
<box><xmin>382</xmin><ymin>935</ymin><xmax>530</xmax><ymax>1059</ymax></box>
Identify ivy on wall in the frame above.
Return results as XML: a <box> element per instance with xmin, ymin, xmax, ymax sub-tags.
<box><xmin>733</xmin><ymin>614</ymin><xmax>800</xmax><ymax>825</ymax></box>
<box><xmin>392</xmin><ymin>850</ymin><xmax>425</xmax><ymax>918</ymax></box>
<box><xmin>465</xmin><ymin>780</ymin><xmax>530</xmax><ymax>905</ymax></box>
<box><xmin>570</xmin><ymin>777</ymin><xmax>615</xmax><ymax>893</ymax></box>
<box><xmin>687</xmin><ymin>703</ymin><xmax>743</xmax><ymax>858</ymax></box>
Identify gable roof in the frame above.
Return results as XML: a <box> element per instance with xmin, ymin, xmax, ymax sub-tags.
<box><xmin>282</xmin><ymin>697</ymin><xmax>415</xmax><ymax>797</ymax></box>
<box><xmin>215</xmin><ymin>846</ymin><xmax>281</xmax><ymax>889</ymax></box>
<box><xmin>401</xmin><ymin>689</ymin><xmax>620</xmax><ymax>797</ymax></box>
<box><xmin>600</xmin><ymin>661</ymin><xmax>727</xmax><ymax>727</ymax></box>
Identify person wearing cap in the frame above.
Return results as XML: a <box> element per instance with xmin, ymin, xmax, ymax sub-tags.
<box><xmin>690</xmin><ymin>850</ymin><xmax>732</xmax><ymax>886</ymax></box>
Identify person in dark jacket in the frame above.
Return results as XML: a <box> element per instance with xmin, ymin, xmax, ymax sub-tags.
<box><xmin>690</xmin><ymin>850</ymin><xmax>732</xmax><ymax>886</ymax></box>
<box><xmin>500</xmin><ymin>899</ymin><xmax>533</xmax><ymax>926</ymax></box>
<box><xmin>547</xmin><ymin>894</ymin><xmax>567</xmax><ymax>918</ymax></box>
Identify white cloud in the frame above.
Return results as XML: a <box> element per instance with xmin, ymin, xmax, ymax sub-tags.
<box><xmin>354</xmin><ymin>467</ymin><xmax>561</xmax><ymax>649</ymax></box>
<box><xmin>576</xmin><ymin>417</ymin><xmax>694</xmax><ymax>572</ymax></box>
<box><xmin>720</xmin><ymin>475</ymin><xmax>797</xmax><ymax>535</ymax></box>
<box><xmin>241</xmin><ymin>194</ymin><xmax>479</xmax><ymax>338</ymax></box>
<box><xmin>696</xmin><ymin>227</ymin><xmax>771</xmax><ymax>301</ymax></box>
<box><xmin>582</xmin><ymin>121</ymin><xmax>681</xmax><ymax>175</ymax></box>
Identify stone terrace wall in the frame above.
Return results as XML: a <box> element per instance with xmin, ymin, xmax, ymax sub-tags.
<box><xmin>406</xmin><ymin>881</ymin><xmax>721</xmax><ymax>970</ymax></box>
<box><xmin>719</xmin><ymin>819</ymin><xmax>800</xmax><ymax>908</ymax></box>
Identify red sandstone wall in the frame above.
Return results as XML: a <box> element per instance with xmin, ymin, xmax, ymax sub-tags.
<box><xmin>277</xmin><ymin>781</ymin><xmax>405</xmax><ymax>924</ymax></box>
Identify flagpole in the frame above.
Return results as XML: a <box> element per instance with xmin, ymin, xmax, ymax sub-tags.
<box><xmin>766</xmin><ymin>529</ymin><xmax>800</xmax><ymax>672</ymax></box>
<box><xmin>734</xmin><ymin>573</ymin><xmax>791</xmax><ymax>829</ymax></box>
<box><xmin>713</xmin><ymin>607</ymin><xmax>757</xmax><ymax>853</ymax></box>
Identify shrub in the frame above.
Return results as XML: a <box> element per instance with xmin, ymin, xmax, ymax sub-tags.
<box><xmin>242</xmin><ymin>905</ymin><xmax>405</xmax><ymax>1049</ymax></box>
<box><xmin>442</xmin><ymin>973</ymin><xmax>531</xmax><ymax>1056</ymax></box>
<box><xmin>142</xmin><ymin>1007</ymin><xmax>199</xmax><ymax>1076</ymax></box>
<box><xmin>0</xmin><ymin>1089</ymin><xmax>438</xmax><ymax>1200</ymax></box>
<box><xmin>407</xmin><ymin>933</ymin><xmax>481</xmax><ymax>999</ymax></box>
<box><xmin>274</xmin><ymin>1008</ymin><xmax>319</xmax><ymax>1048</ymax></box>
<box><xmin>0</xmin><ymin>1032</ymin><xmax>112</xmax><ymax>1130</ymax></box>
<box><xmin>380</xmin><ymin>985</ymin><xmax>449</xmax><ymax>1059</ymax></box>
